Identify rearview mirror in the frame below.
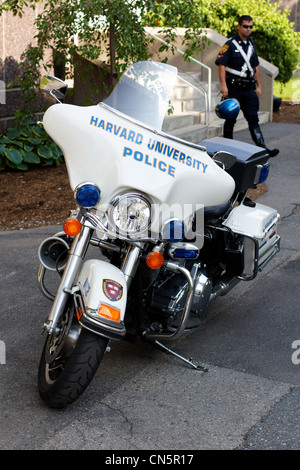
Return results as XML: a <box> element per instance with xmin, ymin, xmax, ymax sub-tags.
<box><xmin>40</xmin><ymin>75</ymin><xmax>68</xmax><ymax>103</ymax></box>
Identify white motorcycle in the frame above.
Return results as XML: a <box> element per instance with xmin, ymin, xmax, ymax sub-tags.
<box><xmin>37</xmin><ymin>60</ymin><xmax>280</xmax><ymax>408</ymax></box>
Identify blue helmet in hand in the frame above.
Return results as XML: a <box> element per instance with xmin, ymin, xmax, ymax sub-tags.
<box><xmin>215</xmin><ymin>98</ymin><xmax>240</xmax><ymax>119</ymax></box>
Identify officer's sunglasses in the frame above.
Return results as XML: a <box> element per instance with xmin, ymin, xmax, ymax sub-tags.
<box><xmin>242</xmin><ymin>24</ymin><xmax>253</xmax><ymax>29</ymax></box>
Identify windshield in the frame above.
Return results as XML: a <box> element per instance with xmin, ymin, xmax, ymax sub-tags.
<box><xmin>102</xmin><ymin>61</ymin><xmax>178</xmax><ymax>131</ymax></box>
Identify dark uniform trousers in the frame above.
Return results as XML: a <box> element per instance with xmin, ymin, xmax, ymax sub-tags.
<box><xmin>224</xmin><ymin>80</ymin><xmax>262</xmax><ymax>145</ymax></box>
<box><xmin>215</xmin><ymin>33</ymin><xmax>279</xmax><ymax>156</ymax></box>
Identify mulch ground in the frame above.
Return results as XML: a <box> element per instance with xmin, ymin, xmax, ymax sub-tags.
<box><xmin>0</xmin><ymin>100</ymin><xmax>298</xmax><ymax>231</ymax></box>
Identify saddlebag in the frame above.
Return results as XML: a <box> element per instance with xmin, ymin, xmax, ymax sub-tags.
<box><xmin>223</xmin><ymin>202</ymin><xmax>280</xmax><ymax>279</ymax></box>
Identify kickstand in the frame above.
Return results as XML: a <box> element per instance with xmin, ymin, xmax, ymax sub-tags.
<box><xmin>149</xmin><ymin>339</ymin><xmax>209</xmax><ymax>372</ymax></box>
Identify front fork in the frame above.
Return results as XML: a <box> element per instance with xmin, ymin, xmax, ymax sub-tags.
<box><xmin>42</xmin><ymin>225</ymin><xmax>142</xmax><ymax>335</ymax></box>
<box><xmin>42</xmin><ymin>225</ymin><xmax>92</xmax><ymax>334</ymax></box>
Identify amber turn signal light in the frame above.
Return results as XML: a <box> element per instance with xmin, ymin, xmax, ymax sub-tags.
<box><xmin>98</xmin><ymin>303</ymin><xmax>120</xmax><ymax>322</ymax></box>
<box><xmin>63</xmin><ymin>218</ymin><xmax>82</xmax><ymax>236</ymax></box>
<box><xmin>146</xmin><ymin>251</ymin><xmax>164</xmax><ymax>269</ymax></box>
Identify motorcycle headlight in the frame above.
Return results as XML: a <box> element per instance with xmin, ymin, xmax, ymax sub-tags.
<box><xmin>74</xmin><ymin>182</ymin><xmax>101</xmax><ymax>208</ymax></box>
<box><xmin>108</xmin><ymin>193</ymin><xmax>151</xmax><ymax>236</ymax></box>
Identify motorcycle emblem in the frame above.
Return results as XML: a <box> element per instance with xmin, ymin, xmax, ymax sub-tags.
<box><xmin>102</xmin><ymin>279</ymin><xmax>123</xmax><ymax>302</ymax></box>
<box><xmin>83</xmin><ymin>277</ymin><xmax>91</xmax><ymax>297</ymax></box>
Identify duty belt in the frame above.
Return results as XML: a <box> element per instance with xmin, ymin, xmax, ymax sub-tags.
<box><xmin>227</xmin><ymin>76</ymin><xmax>257</xmax><ymax>90</ymax></box>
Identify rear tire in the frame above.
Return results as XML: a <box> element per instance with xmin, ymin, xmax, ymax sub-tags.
<box><xmin>38</xmin><ymin>301</ymin><xmax>108</xmax><ymax>408</ymax></box>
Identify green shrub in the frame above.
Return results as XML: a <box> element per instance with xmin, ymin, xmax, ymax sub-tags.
<box><xmin>273</xmin><ymin>78</ymin><xmax>300</xmax><ymax>100</ymax></box>
<box><xmin>146</xmin><ymin>0</ymin><xmax>300</xmax><ymax>84</ymax></box>
<box><xmin>197</xmin><ymin>0</ymin><xmax>300</xmax><ymax>84</ymax></box>
<box><xmin>0</xmin><ymin>121</ymin><xmax>63</xmax><ymax>171</ymax></box>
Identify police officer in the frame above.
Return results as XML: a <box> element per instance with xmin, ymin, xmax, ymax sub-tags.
<box><xmin>215</xmin><ymin>15</ymin><xmax>279</xmax><ymax>157</ymax></box>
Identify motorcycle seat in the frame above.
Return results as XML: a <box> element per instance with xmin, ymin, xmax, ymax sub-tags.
<box><xmin>204</xmin><ymin>201</ymin><xmax>231</xmax><ymax>220</ymax></box>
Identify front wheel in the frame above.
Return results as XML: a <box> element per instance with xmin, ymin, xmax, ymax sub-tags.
<box><xmin>38</xmin><ymin>301</ymin><xmax>109</xmax><ymax>408</ymax></box>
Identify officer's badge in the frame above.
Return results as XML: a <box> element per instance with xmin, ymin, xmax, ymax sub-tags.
<box><xmin>102</xmin><ymin>279</ymin><xmax>123</xmax><ymax>301</ymax></box>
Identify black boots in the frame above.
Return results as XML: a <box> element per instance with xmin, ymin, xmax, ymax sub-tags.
<box><xmin>266</xmin><ymin>148</ymin><xmax>279</xmax><ymax>158</ymax></box>
<box><xmin>250</xmin><ymin>127</ymin><xmax>279</xmax><ymax>158</ymax></box>
<box><xmin>223</xmin><ymin>125</ymin><xmax>279</xmax><ymax>158</ymax></box>
<box><xmin>223</xmin><ymin>127</ymin><xmax>233</xmax><ymax>140</ymax></box>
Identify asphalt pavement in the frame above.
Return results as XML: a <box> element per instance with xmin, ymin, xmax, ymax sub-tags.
<box><xmin>0</xmin><ymin>122</ymin><xmax>300</xmax><ymax>452</ymax></box>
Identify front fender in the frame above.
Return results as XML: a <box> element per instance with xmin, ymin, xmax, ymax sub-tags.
<box><xmin>76</xmin><ymin>259</ymin><xmax>127</xmax><ymax>339</ymax></box>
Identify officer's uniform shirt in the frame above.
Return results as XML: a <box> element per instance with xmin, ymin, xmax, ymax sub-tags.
<box><xmin>215</xmin><ymin>33</ymin><xmax>259</xmax><ymax>80</ymax></box>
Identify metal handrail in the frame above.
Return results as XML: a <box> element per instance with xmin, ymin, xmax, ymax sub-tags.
<box><xmin>146</xmin><ymin>28</ymin><xmax>212</xmax><ymax>125</ymax></box>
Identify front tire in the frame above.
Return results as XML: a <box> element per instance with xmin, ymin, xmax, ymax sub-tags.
<box><xmin>38</xmin><ymin>302</ymin><xmax>108</xmax><ymax>408</ymax></box>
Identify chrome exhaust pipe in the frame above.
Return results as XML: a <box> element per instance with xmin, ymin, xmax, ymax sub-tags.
<box><xmin>209</xmin><ymin>275</ymin><xmax>240</xmax><ymax>303</ymax></box>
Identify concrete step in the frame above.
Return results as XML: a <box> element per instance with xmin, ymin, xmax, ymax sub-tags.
<box><xmin>162</xmin><ymin>111</ymin><xmax>201</xmax><ymax>132</ymax></box>
<box><xmin>170</xmin><ymin>93</ymin><xmax>221</xmax><ymax>114</ymax></box>
<box><xmin>162</xmin><ymin>75</ymin><xmax>270</xmax><ymax>144</ymax></box>
<box><xmin>170</xmin><ymin>80</ymin><xmax>220</xmax><ymax>115</ymax></box>
<box><xmin>166</xmin><ymin>111</ymin><xmax>270</xmax><ymax>144</ymax></box>
<box><xmin>178</xmin><ymin>73</ymin><xmax>220</xmax><ymax>93</ymax></box>
<box><xmin>172</xmin><ymin>83</ymin><xmax>205</xmax><ymax>100</ymax></box>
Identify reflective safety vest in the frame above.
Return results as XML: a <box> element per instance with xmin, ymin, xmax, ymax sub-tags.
<box><xmin>226</xmin><ymin>39</ymin><xmax>254</xmax><ymax>78</ymax></box>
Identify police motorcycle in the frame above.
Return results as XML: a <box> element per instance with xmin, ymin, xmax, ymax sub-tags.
<box><xmin>37</xmin><ymin>60</ymin><xmax>280</xmax><ymax>408</ymax></box>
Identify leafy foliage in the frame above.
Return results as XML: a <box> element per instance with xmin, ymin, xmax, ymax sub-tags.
<box><xmin>147</xmin><ymin>0</ymin><xmax>300</xmax><ymax>83</ymax></box>
<box><xmin>142</xmin><ymin>0</ymin><xmax>206</xmax><ymax>60</ymax></box>
<box><xmin>0</xmin><ymin>0</ymin><xmax>207</xmax><ymax>171</ymax></box>
<box><xmin>190</xmin><ymin>0</ymin><xmax>299</xmax><ymax>84</ymax></box>
<box><xmin>0</xmin><ymin>0</ymin><xmax>205</xmax><ymax>118</ymax></box>
<box><xmin>0</xmin><ymin>122</ymin><xmax>63</xmax><ymax>171</ymax></box>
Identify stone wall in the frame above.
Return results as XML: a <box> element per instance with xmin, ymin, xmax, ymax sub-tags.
<box><xmin>0</xmin><ymin>3</ymin><xmax>49</xmax><ymax>132</ymax></box>
<box><xmin>1</xmin><ymin>5</ymin><xmax>34</xmax><ymax>130</ymax></box>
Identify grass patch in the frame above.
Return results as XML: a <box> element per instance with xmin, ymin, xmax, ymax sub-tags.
<box><xmin>273</xmin><ymin>78</ymin><xmax>300</xmax><ymax>100</ymax></box>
